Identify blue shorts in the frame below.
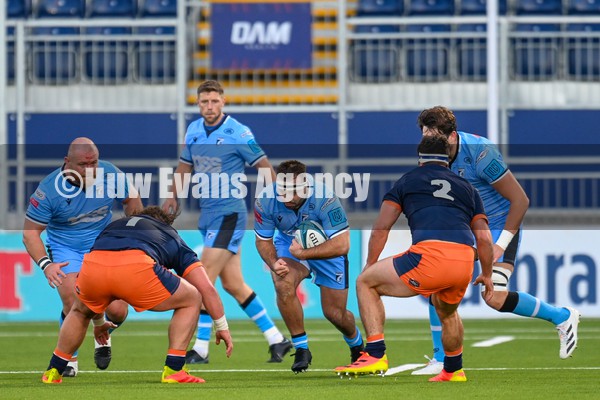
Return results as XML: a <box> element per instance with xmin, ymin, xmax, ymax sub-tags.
<box><xmin>47</xmin><ymin>245</ymin><xmax>88</xmax><ymax>274</ymax></box>
<box><xmin>274</xmin><ymin>236</ymin><xmax>348</xmax><ymax>290</ymax></box>
<box><xmin>198</xmin><ymin>211</ymin><xmax>246</xmax><ymax>254</ymax></box>
<box><xmin>488</xmin><ymin>214</ymin><xmax>522</xmax><ymax>265</ymax></box>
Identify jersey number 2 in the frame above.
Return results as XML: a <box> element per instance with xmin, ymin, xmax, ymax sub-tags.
<box><xmin>431</xmin><ymin>179</ymin><xmax>454</xmax><ymax>201</ymax></box>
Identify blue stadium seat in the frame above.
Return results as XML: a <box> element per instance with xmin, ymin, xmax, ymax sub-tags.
<box><xmin>31</xmin><ymin>27</ymin><xmax>80</xmax><ymax>83</ymax></box>
<box><xmin>351</xmin><ymin>25</ymin><xmax>400</xmax><ymax>82</ymax></box>
<box><xmin>512</xmin><ymin>24</ymin><xmax>561</xmax><ymax>80</ymax></box>
<box><xmin>456</xmin><ymin>24</ymin><xmax>487</xmax><ymax>80</ymax></box>
<box><xmin>84</xmin><ymin>27</ymin><xmax>131</xmax><ymax>82</ymax></box>
<box><xmin>567</xmin><ymin>0</ymin><xmax>600</xmax><ymax>14</ymax></box>
<box><xmin>459</xmin><ymin>0</ymin><xmax>507</xmax><ymax>15</ymax></box>
<box><xmin>7</xmin><ymin>28</ymin><xmax>16</xmax><ymax>82</ymax></box>
<box><xmin>34</xmin><ymin>0</ymin><xmax>85</xmax><ymax>18</ymax></box>
<box><xmin>357</xmin><ymin>0</ymin><xmax>403</xmax><ymax>15</ymax></box>
<box><xmin>515</xmin><ymin>0</ymin><xmax>562</xmax><ymax>15</ymax></box>
<box><xmin>7</xmin><ymin>0</ymin><xmax>31</xmax><ymax>18</ymax></box>
<box><xmin>136</xmin><ymin>26</ymin><xmax>176</xmax><ymax>82</ymax></box>
<box><xmin>566</xmin><ymin>23</ymin><xmax>600</xmax><ymax>79</ymax></box>
<box><xmin>406</xmin><ymin>0</ymin><xmax>455</xmax><ymax>16</ymax></box>
<box><xmin>405</xmin><ymin>24</ymin><xmax>451</xmax><ymax>80</ymax></box>
<box><xmin>139</xmin><ymin>0</ymin><xmax>177</xmax><ymax>17</ymax></box>
<box><xmin>87</xmin><ymin>0</ymin><xmax>136</xmax><ymax>18</ymax></box>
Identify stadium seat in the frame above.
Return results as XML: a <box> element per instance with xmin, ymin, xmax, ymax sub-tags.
<box><xmin>31</xmin><ymin>27</ymin><xmax>80</xmax><ymax>83</ymax></box>
<box><xmin>84</xmin><ymin>27</ymin><xmax>131</xmax><ymax>82</ymax></box>
<box><xmin>566</xmin><ymin>23</ymin><xmax>600</xmax><ymax>79</ymax></box>
<box><xmin>456</xmin><ymin>24</ymin><xmax>487</xmax><ymax>80</ymax></box>
<box><xmin>7</xmin><ymin>0</ymin><xmax>31</xmax><ymax>18</ymax></box>
<box><xmin>7</xmin><ymin>27</ymin><xmax>16</xmax><ymax>82</ymax></box>
<box><xmin>567</xmin><ymin>0</ymin><xmax>600</xmax><ymax>15</ymax></box>
<box><xmin>136</xmin><ymin>26</ymin><xmax>176</xmax><ymax>82</ymax></box>
<box><xmin>512</xmin><ymin>23</ymin><xmax>560</xmax><ymax>80</ymax></box>
<box><xmin>405</xmin><ymin>24</ymin><xmax>451</xmax><ymax>81</ymax></box>
<box><xmin>459</xmin><ymin>0</ymin><xmax>507</xmax><ymax>15</ymax></box>
<box><xmin>406</xmin><ymin>0</ymin><xmax>455</xmax><ymax>16</ymax></box>
<box><xmin>356</xmin><ymin>0</ymin><xmax>404</xmax><ymax>15</ymax></box>
<box><xmin>350</xmin><ymin>25</ymin><xmax>400</xmax><ymax>82</ymax></box>
<box><xmin>34</xmin><ymin>0</ymin><xmax>85</xmax><ymax>18</ymax></box>
<box><xmin>87</xmin><ymin>0</ymin><xmax>136</xmax><ymax>18</ymax></box>
<box><xmin>514</xmin><ymin>0</ymin><xmax>562</xmax><ymax>15</ymax></box>
<box><xmin>138</xmin><ymin>0</ymin><xmax>177</xmax><ymax>17</ymax></box>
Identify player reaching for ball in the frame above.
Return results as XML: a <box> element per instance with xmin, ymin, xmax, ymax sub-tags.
<box><xmin>254</xmin><ymin>160</ymin><xmax>364</xmax><ymax>373</ymax></box>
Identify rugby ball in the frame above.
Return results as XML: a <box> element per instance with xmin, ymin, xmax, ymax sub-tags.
<box><xmin>294</xmin><ymin>220</ymin><xmax>328</xmax><ymax>249</ymax></box>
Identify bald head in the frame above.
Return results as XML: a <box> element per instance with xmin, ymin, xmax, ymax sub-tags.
<box><xmin>64</xmin><ymin>137</ymin><xmax>100</xmax><ymax>187</ymax></box>
<box><xmin>67</xmin><ymin>137</ymin><xmax>98</xmax><ymax>159</ymax></box>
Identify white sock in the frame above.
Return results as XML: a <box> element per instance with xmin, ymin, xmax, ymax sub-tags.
<box><xmin>264</xmin><ymin>327</ymin><xmax>285</xmax><ymax>345</ymax></box>
<box><xmin>192</xmin><ymin>339</ymin><xmax>210</xmax><ymax>357</ymax></box>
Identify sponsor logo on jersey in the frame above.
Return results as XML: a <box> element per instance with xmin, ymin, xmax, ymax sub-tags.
<box><xmin>240</xmin><ymin>131</ymin><xmax>253</xmax><ymax>138</ymax></box>
<box><xmin>35</xmin><ymin>189</ymin><xmax>46</xmax><ymax>200</ymax></box>
<box><xmin>336</xmin><ymin>272</ymin><xmax>343</xmax><ymax>284</ymax></box>
<box><xmin>29</xmin><ymin>197</ymin><xmax>39</xmax><ymax>208</ymax></box>
<box><xmin>320</xmin><ymin>197</ymin><xmax>336</xmax><ymax>211</ymax></box>
<box><xmin>254</xmin><ymin>209</ymin><xmax>263</xmax><ymax>225</ymax></box>
<box><xmin>408</xmin><ymin>278</ymin><xmax>420</xmax><ymax>288</ymax></box>
<box><xmin>216</xmin><ymin>138</ymin><xmax>225</xmax><ymax>145</ymax></box>
<box><xmin>476</xmin><ymin>149</ymin><xmax>489</xmax><ymax>164</ymax></box>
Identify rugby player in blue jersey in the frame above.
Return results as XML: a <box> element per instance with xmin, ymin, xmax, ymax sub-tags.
<box><xmin>254</xmin><ymin>160</ymin><xmax>364</xmax><ymax>373</ymax></box>
<box><xmin>413</xmin><ymin>106</ymin><xmax>580</xmax><ymax>375</ymax></box>
<box><xmin>23</xmin><ymin>137</ymin><xmax>143</xmax><ymax>377</ymax></box>
<box><xmin>336</xmin><ymin>134</ymin><xmax>494</xmax><ymax>382</ymax></box>
<box><xmin>42</xmin><ymin>206</ymin><xmax>232</xmax><ymax>384</ymax></box>
<box><xmin>162</xmin><ymin>80</ymin><xmax>290</xmax><ymax>364</ymax></box>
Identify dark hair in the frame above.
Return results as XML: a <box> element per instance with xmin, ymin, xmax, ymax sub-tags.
<box><xmin>133</xmin><ymin>206</ymin><xmax>177</xmax><ymax>226</ymax></box>
<box><xmin>197</xmin><ymin>80</ymin><xmax>224</xmax><ymax>96</ymax></box>
<box><xmin>418</xmin><ymin>134</ymin><xmax>450</xmax><ymax>157</ymax></box>
<box><xmin>276</xmin><ymin>160</ymin><xmax>306</xmax><ymax>175</ymax></box>
<box><xmin>417</xmin><ymin>106</ymin><xmax>457</xmax><ymax>137</ymax></box>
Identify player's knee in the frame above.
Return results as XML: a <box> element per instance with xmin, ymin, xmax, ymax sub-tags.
<box><xmin>322</xmin><ymin>306</ymin><xmax>344</xmax><ymax>325</ymax></box>
<box><xmin>274</xmin><ymin>280</ymin><xmax>296</xmax><ymax>301</ymax></box>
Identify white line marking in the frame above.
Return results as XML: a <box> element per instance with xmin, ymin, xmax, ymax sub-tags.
<box><xmin>384</xmin><ymin>364</ymin><xmax>424</xmax><ymax>376</ymax></box>
<box><xmin>472</xmin><ymin>336</ymin><xmax>515</xmax><ymax>347</ymax></box>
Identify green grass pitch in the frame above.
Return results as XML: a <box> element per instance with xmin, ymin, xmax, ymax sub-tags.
<box><xmin>1</xmin><ymin>318</ymin><xmax>598</xmax><ymax>399</ymax></box>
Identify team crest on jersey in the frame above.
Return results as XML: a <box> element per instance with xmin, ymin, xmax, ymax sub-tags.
<box><xmin>216</xmin><ymin>138</ymin><xmax>225</xmax><ymax>145</ymax></box>
<box><xmin>309</xmin><ymin>203</ymin><xmax>315</xmax><ymax>210</ymax></box>
<box><xmin>224</xmin><ymin>129</ymin><xmax>234</xmax><ymax>135</ymax></box>
<box><xmin>464</xmin><ymin>157</ymin><xmax>472</xmax><ymax>164</ymax></box>
<box><xmin>34</xmin><ymin>188</ymin><xmax>46</xmax><ymax>200</ymax></box>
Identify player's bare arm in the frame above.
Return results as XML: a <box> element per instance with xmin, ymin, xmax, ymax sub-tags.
<box><xmin>122</xmin><ymin>194</ymin><xmax>143</xmax><ymax>216</ymax></box>
<box><xmin>253</xmin><ymin>157</ymin><xmax>276</xmax><ymax>181</ymax></box>
<box><xmin>289</xmin><ymin>230</ymin><xmax>349</xmax><ymax>260</ymax></box>
<box><xmin>22</xmin><ymin>219</ymin><xmax>68</xmax><ymax>288</ymax></box>
<box><xmin>162</xmin><ymin>161</ymin><xmax>194</xmax><ymax>215</ymax></box>
<box><xmin>472</xmin><ymin>217</ymin><xmax>495</xmax><ymax>302</ymax></box>
<box><xmin>365</xmin><ymin>201</ymin><xmax>402</xmax><ymax>267</ymax></box>
<box><xmin>256</xmin><ymin>237</ymin><xmax>289</xmax><ymax>278</ymax></box>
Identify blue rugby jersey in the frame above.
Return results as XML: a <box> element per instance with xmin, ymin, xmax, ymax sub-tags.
<box><xmin>254</xmin><ymin>181</ymin><xmax>349</xmax><ymax>244</ymax></box>
<box><xmin>180</xmin><ymin>114</ymin><xmax>266</xmax><ymax>213</ymax></box>
<box><xmin>25</xmin><ymin>160</ymin><xmax>131</xmax><ymax>252</ymax></box>
<box><xmin>384</xmin><ymin>163</ymin><xmax>487</xmax><ymax>246</ymax></box>
<box><xmin>451</xmin><ymin>131</ymin><xmax>510</xmax><ymax>220</ymax></box>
